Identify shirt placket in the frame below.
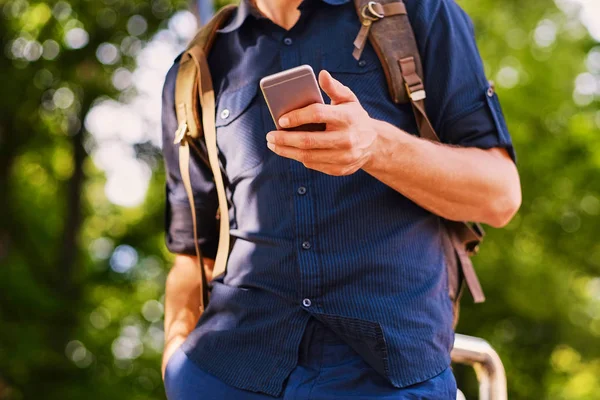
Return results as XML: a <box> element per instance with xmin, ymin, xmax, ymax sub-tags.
<box><xmin>278</xmin><ymin>30</ymin><xmax>323</xmax><ymax>313</ymax></box>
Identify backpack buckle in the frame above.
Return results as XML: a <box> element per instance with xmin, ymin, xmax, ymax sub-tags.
<box><xmin>405</xmin><ymin>82</ymin><xmax>426</xmax><ymax>102</ymax></box>
<box><xmin>173</xmin><ymin>121</ymin><xmax>188</xmax><ymax>144</ymax></box>
<box><xmin>409</xmin><ymin>89</ymin><xmax>426</xmax><ymax>101</ymax></box>
<box><xmin>361</xmin><ymin>1</ymin><xmax>384</xmax><ymax>21</ymax></box>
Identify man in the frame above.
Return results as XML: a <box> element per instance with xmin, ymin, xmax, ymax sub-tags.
<box><xmin>160</xmin><ymin>0</ymin><xmax>521</xmax><ymax>397</ymax></box>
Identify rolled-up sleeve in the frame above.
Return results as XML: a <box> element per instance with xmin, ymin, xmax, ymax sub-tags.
<box><xmin>415</xmin><ymin>0</ymin><xmax>516</xmax><ymax>162</ymax></box>
<box><xmin>162</xmin><ymin>60</ymin><xmax>219</xmax><ymax>258</ymax></box>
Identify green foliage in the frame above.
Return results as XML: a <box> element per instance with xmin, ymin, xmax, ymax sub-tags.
<box><xmin>455</xmin><ymin>1</ymin><xmax>600</xmax><ymax>399</ymax></box>
<box><xmin>0</xmin><ymin>0</ymin><xmax>599</xmax><ymax>399</ymax></box>
<box><xmin>0</xmin><ymin>0</ymin><xmax>185</xmax><ymax>398</ymax></box>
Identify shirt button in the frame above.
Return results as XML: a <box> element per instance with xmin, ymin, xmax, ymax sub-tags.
<box><xmin>302</xmin><ymin>298</ymin><xmax>312</xmax><ymax>307</ymax></box>
<box><xmin>358</xmin><ymin>59</ymin><xmax>367</xmax><ymax>67</ymax></box>
<box><xmin>283</xmin><ymin>37</ymin><xmax>293</xmax><ymax>46</ymax></box>
<box><xmin>220</xmin><ymin>109</ymin><xmax>230</xmax><ymax>119</ymax></box>
<box><xmin>302</xmin><ymin>241</ymin><xmax>311</xmax><ymax>250</ymax></box>
<box><xmin>297</xmin><ymin>186</ymin><xmax>307</xmax><ymax>195</ymax></box>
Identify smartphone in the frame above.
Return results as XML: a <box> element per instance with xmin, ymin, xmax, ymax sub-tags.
<box><xmin>260</xmin><ymin>65</ymin><xmax>326</xmax><ymax>131</ymax></box>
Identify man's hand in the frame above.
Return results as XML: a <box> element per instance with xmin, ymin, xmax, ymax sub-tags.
<box><xmin>265</xmin><ymin>70</ymin><xmax>521</xmax><ymax>227</ymax></box>
<box><xmin>266</xmin><ymin>70</ymin><xmax>378</xmax><ymax>176</ymax></box>
<box><xmin>162</xmin><ymin>256</ymin><xmax>213</xmax><ymax>380</ymax></box>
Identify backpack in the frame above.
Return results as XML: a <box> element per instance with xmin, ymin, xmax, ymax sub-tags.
<box><xmin>172</xmin><ymin>0</ymin><xmax>485</xmax><ymax>327</ymax></box>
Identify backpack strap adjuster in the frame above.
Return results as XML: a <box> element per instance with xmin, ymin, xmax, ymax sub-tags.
<box><xmin>173</xmin><ymin>121</ymin><xmax>188</xmax><ymax>144</ymax></box>
<box><xmin>408</xmin><ymin>89</ymin><xmax>426</xmax><ymax>101</ymax></box>
<box><xmin>399</xmin><ymin>56</ymin><xmax>427</xmax><ymax>101</ymax></box>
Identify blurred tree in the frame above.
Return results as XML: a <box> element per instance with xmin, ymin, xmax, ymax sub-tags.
<box><xmin>455</xmin><ymin>1</ymin><xmax>600</xmax><ymax>399</ymax></box>
<box><xmin>0</xmin><ymin>0</ymin><xmax>598</xmax><ymax>399</ymax></box>
<box><xmin>0</xmin><ymin>0</ymin><xmax>187</xmax><ymax>398</ymax></box>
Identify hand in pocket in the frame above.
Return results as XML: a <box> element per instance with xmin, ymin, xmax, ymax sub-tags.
<box><xmin>162</xmin><ymin>335</ymin><xmax>186</xmax><ymax>380</ymax></box>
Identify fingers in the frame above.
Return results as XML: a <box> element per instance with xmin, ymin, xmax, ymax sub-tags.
<box><xmin>279</xmin><ymin>103</ymin><xmax>348</xmax><ymax>129</ymax></box>
<box><xmin>266</xmin><ymin>130</ymin><xmax>353</xmax><ymax>150</ymax></box>
<box><xmin>318</xmin><ymin>70</ymin><xmax>359</xmax><ymax>105</ymax></box>
<box><xmin>277</xmin><ymin>71</ymin><xmax>359</xmax><ymax>128</ymax></box>
<box><xmin>300</xmin><ymin>163</ymin><xmax>359</xmax><ymax>177</ymax></box>
<box><xmin>267</xmin><ymin>142</ymin><xmax>361</xmax><ymax>165</ymax></box>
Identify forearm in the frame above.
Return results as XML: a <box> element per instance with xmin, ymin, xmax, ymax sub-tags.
<box><xmin>267</xmin><ymin>71</ymin><xmax>521</xmax><ymax>227</ymax></box>
<box><xmin>162</xmin><ymin>254</ymin><xmax>213</xmax><ymax>378</ymax></box>
<box><xmin>164</xmin><ymin>255</ymin><xmax>213</xmax><ymax>342</ymax></box>
<box><xmin>363</xmin><ymin>119</ymin><xmax>521</xmax><ymax>227</ymax></box>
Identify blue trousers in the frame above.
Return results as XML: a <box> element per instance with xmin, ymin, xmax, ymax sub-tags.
<box><xmin>164</xmin><ymin>318</ymin><xmax>456</xmax><ymax>399</ymax></box>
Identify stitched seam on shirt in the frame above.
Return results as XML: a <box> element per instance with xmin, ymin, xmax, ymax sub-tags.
<box><xmin>261</xmin><ymin>355</ymin><xmax>289</xmax><ymax>394</ymax></box>
<box><xmin>421</xmin><ymin>0</ymin><xmax>445</xmax><ymax>54</ymax></box>
<box><xmin>423</xmin><ymin>1</ymin><xmax>486</xmax><ymax>134</ymax></box>
<box><xmin>375</xmin><ymin>326</ymin><xmax>391</xmax><ymax>377</ymax></box>
<box><xmin>438</xmin><ymin>217</ymin><xmax>451</xmax><ymax>301</ymax></box>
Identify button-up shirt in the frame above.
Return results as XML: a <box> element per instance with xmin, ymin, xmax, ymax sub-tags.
<box><xmin>161</xmin><ymin>0</ymin><xmax>515</xmax><ymax>395</ymax></box>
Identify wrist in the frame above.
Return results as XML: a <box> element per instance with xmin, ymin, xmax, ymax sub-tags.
<box><xmin>363</xmin><ymin>119</ymin><xmax>398</xmax><ymax>172</ymax></box>
<box><xmin>362</xmin><ymin>119</ymin><xmax>422</xmax><ymax>176</ymax></box>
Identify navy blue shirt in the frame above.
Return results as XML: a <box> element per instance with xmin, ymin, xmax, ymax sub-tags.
<box><xmin>162</xmin><ymin>0</ymin><xmax>515</xmax><ymax>395</ymax></box>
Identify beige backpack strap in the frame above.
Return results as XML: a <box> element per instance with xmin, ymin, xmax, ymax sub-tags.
<box><xmin>175</xmin><ymin>56</ymin><xmax>209</xmax><ymax>311</ymax></box>
<box><xmin>173</xmin><ymin>5</ymin><xmax>237</xmax><ymax>310</ymax></box>
<box><xmin>185</xmin><ymin>45</ymin><xmax>231</xmax><ymax>282</ymax></box>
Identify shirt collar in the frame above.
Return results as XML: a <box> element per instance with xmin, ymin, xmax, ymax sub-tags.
<box><xmin>218</xmin><ymin>0</ymin><xmax>351</xmax><ymax>34</ymax></box>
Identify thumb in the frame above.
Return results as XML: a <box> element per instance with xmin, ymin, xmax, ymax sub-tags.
<box><xmin>319</xmin><ymin>70</ymin><xmax>358</xmax><ymax>105</ymax></box>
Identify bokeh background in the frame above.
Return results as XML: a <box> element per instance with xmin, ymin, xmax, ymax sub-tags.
<box><xmin>1</xmin><ymin>0</ymin><xmax>599</xmax><ymax>398</ymax></box>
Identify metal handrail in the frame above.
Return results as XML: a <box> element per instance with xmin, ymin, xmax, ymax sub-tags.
<box><xmin>451</xmin><ymin>334</ymin><xmax>507</xmax><ymax>400</ymax></box>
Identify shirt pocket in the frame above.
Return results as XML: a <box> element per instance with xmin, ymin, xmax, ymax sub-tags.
<box><xmin>322</xmin><ymin>47</ymin><xmax>382</xmax><ymax>100</ymax></box>
<box><xmin>215</xmin><ymin>81</ymin><xmax>268</xmax><ymax>182</ymax></box>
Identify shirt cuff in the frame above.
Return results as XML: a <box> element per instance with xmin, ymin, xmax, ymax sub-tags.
<box><xmin>441</xmin><ymin>89</ymin><xmax>516</xmax><ymax>163</ymax></box>
<box><xmin>165</xmin><ymin>202</ymin><xmax>219</xmax><ymax>259</ymax></box>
